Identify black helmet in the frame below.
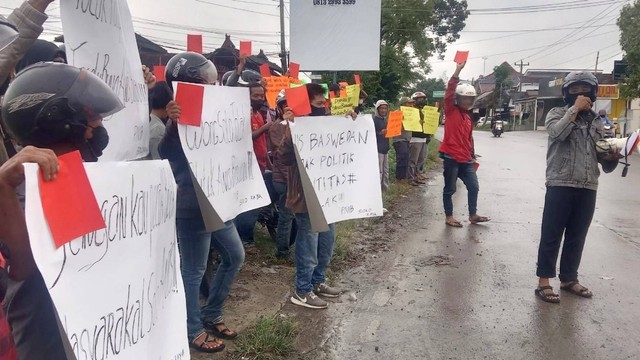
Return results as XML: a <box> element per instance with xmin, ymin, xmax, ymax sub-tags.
<box><xmin>222</xmin><ymin>70</ymin><xmax>234</xmax><ymax>86</ymax></box>
<box><xmin>237</xmin><ymin>70</ymin><xmax>262</xmax><ymax>86</ymax></box>
<box><xmin>15</xmin><ymin>39</ymin><xmax>67</xmax><ymax>73</ymax></box>
<box><xmin>562</xmin><ymin>71</ymin><xmax>598</xmax><ymax>106</ymax></box>
<box><xmin>1</xmin><ymin>62</ymin><xmax>123</xmax><ymax>147</ymax></box>
<box><xmin>165</xmin><ymin>52</ymin><xmax>218</xmax><ymax>89</ymax></box>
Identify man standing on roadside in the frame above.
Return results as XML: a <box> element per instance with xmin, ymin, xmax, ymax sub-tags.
<box><xmin>373</xmin><ymin>100</ymin><xmax>390</xmax><ymax>192</ymax></box>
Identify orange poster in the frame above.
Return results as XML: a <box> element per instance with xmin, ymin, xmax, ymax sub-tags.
<box><xmin>385</xmin><ymin>111</ymin><xmax>403</xmax><ymax>138</ymax></box>
<box><xmin>265</xmin><ymin>76</ymin><xmax>291</xmax><ymax>109</ymax></box>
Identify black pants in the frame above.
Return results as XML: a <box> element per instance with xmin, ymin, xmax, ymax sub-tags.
<box><xmin>536</xmin><ymin>186</ymin><xmax>597</xmax><ymax>282</ymax></box>
<box><xmin>393</xmin><ymin>141</ymin><xmax>410</xmax><ymax>180</ymax></box>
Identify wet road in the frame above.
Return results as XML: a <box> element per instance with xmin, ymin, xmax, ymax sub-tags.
<box><xmin>324</xmin><ymin>130</ymin><xmax>640</xmax><ymax>360</ymax></box>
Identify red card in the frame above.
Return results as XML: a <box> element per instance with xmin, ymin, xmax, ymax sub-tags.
<box><xmin>285</xmin><ymin>86</ymin><xmax>311</xmax><ymax>116</ymax></box>
<box><xmin>454</xmin><ymin>51</ymin><xmax>469</xmax><ymax>64</ymax></box>
<box><xmin>39</xmin><ymin>151</ymin><xmax>106</xmax><ymax>248</ymax></box>
<box><xmin>175</xmin><ymin>82</ymin><xmax>205</xmax><ymax>126</ymax></box>
<box><xmin>474</xmin><ymin>161</ymin><xmax>480</xmax><ymax>171</ymax></box>
<box><xmin>240</xmin><ymin>41</ymin><xmax>252</xmax><ymax>57</ymax></box>
<box><xmin>260</xmin><ymin>64</ymin><xmax>271</xmax><ymax>78</ymax></box>
<box><xmin>187</xmin><ymin>34</ymin><xmax>203</xmax><ymax>53</ymax></box>
<box><xmin>289</xmin><ymin>62</ymin><xmax>300</xmax><ymax>79</ymax></box>
<box><xmin>154</xmin><ymin>65</ymin><xmax>166</xmax><ymax>82</ymax></box>
<box><xmin>354</xmin><ymin>74</ymin><xmax>361</xmax><ymax>84</ymax></box>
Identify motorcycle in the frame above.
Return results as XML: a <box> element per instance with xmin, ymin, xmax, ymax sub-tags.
<box><xmin>603</xmin><ymin>123</ymin><xmax>615</xmax><ymax>138</ymax></box>
<box><xmin>492</xmin><ymin>120</ymin><xmax>504</xmax><ymax>137</ymax></box>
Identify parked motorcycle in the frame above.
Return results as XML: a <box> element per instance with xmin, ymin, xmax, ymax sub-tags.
<box><xmin>492</xmin><ymin>120</ymin><xmax>504</xmax><ymax>137</ymax></box>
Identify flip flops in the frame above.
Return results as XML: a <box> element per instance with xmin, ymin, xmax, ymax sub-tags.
<box><xmin>535</xmin><ymin>286</ymin><xmax>560</xmax><ymax>304</ymax></box>
<box><xmin>561</xmin><ymin>281</ymin><xmax>593</xmax><ymax>298</ymax></box>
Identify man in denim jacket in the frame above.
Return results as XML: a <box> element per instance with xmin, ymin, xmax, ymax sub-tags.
<box><xmin>535</xmin><ymin>71</ymin><xmax>619</xmax><ymax>303</ymax></box>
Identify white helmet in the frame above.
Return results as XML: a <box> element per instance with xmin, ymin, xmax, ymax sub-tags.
<box><xmin>411</xmin><ymin>91</ymin><xmax>427</xmax><ymax>100</ymax></box>
<box><xmin>276</xmin><ymin>89</ymin><xmax>286</xmax><ymax>106</ymax></box>
<box><xmin>455</xmin><ymin>83</ymin><xmax>477</xmax><ymax>97</ymax></box>
<box><xmin>375</xmin><ymin>100</ymin><xmax>389</xmax><ymax>110</ymax></box>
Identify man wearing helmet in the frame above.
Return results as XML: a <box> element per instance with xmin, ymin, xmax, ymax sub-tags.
<box><xmin>159</xmin><ymin>52</ymin><xmax>242</xmax><ymax>353</ymax></box>
<box><xmin>373</xmin><ymin>99</ymin><xmax>391</xmax><ymax>191</ymax></box>
<box><xmin>439</xmin><ymin>61</ymin><xmax>490</xmax><ymax>228</ymax></box>
<box><xmin>408</xmin><ymin>91</ymin><xmax>429</xmax><ymax>186</ymax></box>
<box><xmin>535</xmin><ymin>71</ymin><xmax>620</xmax><ymax>303</ymax></box>
<box><xmin>0</xmin><ymin>62</ymin><xmax>123</xmax><ymax>359</ymax></box>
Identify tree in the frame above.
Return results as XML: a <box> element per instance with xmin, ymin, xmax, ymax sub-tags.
<box><xmin>489</xmin><ymin>63</ymin><xmax>513</xmax><ymax>109</ymax></box>
<box><xmin>409</xmin><ymin>78</ymin><xmax>446</xmax><ymax>99</ymax></box>
<box><xmin>321</xmin><ymin>0</ymin><xmax>469</xmax><ymax>105</ymax></box>
<box><xmin>617</xmin><ymin>0</ymin><xmax>640</xmax><ymax>99</ymax></box>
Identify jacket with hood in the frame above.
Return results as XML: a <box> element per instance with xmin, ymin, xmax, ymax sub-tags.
<box><xmin>438</xmin><ymin>76</ymin><xmax>474</xmax><ymax>163</ymax></box>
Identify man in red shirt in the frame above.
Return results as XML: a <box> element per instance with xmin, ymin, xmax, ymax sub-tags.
<box><xmin>438</xmin><ymin>61</ymin><xmax>490</xmax><ymax>228</ymax></box>
<box><xmin>235</xmin><ymin>82</ymin><xmax>274</xmax><ymax>244</ymax></box>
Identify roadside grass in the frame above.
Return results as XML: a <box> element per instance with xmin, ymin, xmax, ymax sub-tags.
<box><xmin>235</xmin><ymin>315</ymin><xmax>297</xmax><ymax>360</ymax></box>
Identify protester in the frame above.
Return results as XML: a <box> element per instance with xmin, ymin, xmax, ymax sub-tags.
<box><xmin>373</xmin><ymin>100</ymin><xmax>390</xmax><ymax>191</ymax></box>
<box><xmin>270</xmin><ymin>90</ymin><xmax>296</xmax><ymax>259</ymax></box>
<box><xmin>535</xmin><ymin>72</ymin><xmax>620</xmax><ymax>303</ymax></box>
<box><xmin>393</xmin><ymin>97</ymin><xmax>413</xmax><ymax>183</ymax></box>
<box><xmin>279</xmin><ymin>83</ymin><xmax>354</xmax><ymax>309</ymax></box>
<box><xmin>159</xmin><ymin>52</ymin><xmax>242</xmax><ymax>353</ymax></box>
<box><xmin>1</xmin><ymin>61</ymin><xmax>123</xmax><ymax>360</ymax></box>
<box><xmin>409</xmin><ymin>92</ymin><xmax>429</xmax><ymax>186</ymax></box>
<box><xmin>438</xmin><ymin>61</ymin><xmax>490</xmax><ymax>228</ymax></box>
<box><xmin>147</xmin><ymin>81</ymin><xmax>172</xmax><ymax>160</ymax></box>
<box><xmin>235</xmin><ymin>82</ymin><xmax>274</xmax><ymax>246</ymax></box>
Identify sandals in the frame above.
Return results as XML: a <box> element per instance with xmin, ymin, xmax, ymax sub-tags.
<box><xmin>470</xmin><ymin>215</ymin><xmax>491</xmax><ymax>224</ymax></box>
<box><xmin>561</xmin><ymin>281</ymin><xmax>593</xmax><ymax>298</ymax></box>
<box><xmin>446</xmin><ymin>219</ymin><xmax>463</xmax><ymax>228</ymax></box>
<box><xmin>190</xmin><ymin>331</ymin><xmax>225</xmax><ymax>353</ymax></box>
<box><xmin>535</xmin><ymin>286</ymin><xmax>560</xmax><ymax>303</ymax></box>
<box><xmin>205</xmin><ymin>322</ymin><xmax>238</xmax><ymax>340</ymax></box>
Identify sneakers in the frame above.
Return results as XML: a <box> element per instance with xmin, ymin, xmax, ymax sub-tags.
<box><xmin>291</xmin><ymin>291</ymin><xmax>328</xmax><ymax>309</ymax></box>
<box><xmin>314</xmin><ymin>283</ymin><xmax>342</xmax><ymax>298</ymax></box>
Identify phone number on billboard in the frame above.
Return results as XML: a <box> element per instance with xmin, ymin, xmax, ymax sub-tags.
<box><xmin>313</xmin><ymin>0</ymin><xmax>356</xmax><ymax>5</ymax></box>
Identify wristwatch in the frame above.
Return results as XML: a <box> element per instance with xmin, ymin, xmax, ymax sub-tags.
<box><xmin>567</xmin><ymin>106</ymin><xmax>578</xmax><ymax>116</ymax></box>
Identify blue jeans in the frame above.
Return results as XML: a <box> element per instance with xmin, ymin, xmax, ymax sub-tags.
<box><xmin>294</xmin><ymin>213</ymin><xmax>336</xmax><ymax>294</ymax></box>
<box><xmin>273</xmin><ymin>181</ymin><xmax>294</xmax><ymax>257</ymax></box>
<box><xmin>177</xmin><ymin>218</ymin><xmax>245</xmax><ymax>341</ymax></box>
<box><xmin>235</xmin><ymin>208</ymin><xmax>260</xmax><ymax>243</ymax></box>
<box><xmin>443</xmin><ymin>158</ymin><xmax>479</xmax><ymax>217</ymax></box>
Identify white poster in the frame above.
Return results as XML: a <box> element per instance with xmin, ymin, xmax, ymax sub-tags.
<box><xmin>290</xmin><ymin>0</ymin><xmax>382</xmax><ymax>71</ymax></box>
<box><xmin>24</xmin><ymin>161</ymin><xmax>189</xmax><ymax>360</ymax></box>
<box><xmin>177</xmin><ymin>84</ymin><xmax>270</xmax><ymax>229</ymax></box>
<box><xmin>290</xmin><ymin>115</ymin><xmax>383</xmax><ymax>230</ymax></box>
<box><xmin>61</xmin><ymin>0</ymin><xmax>150</xmax><ymax>161</ymax></box>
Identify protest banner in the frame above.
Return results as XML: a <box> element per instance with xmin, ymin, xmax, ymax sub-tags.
<box><xmin>346</xmin><ymin>84</ymin><xmax>361</xmax><ymax>107</ymax></box>
<box><xmin>422</xmin><ymin>106</ymin><xmax>440</xmax><ymax>135</ymax></box>
<box><xmin>290</xmin><ymin>1</ymin><xmax>382</xmax><ymax>71</ymax></box>
<box><xmin>401</xmin><ymin>106</ymin><xmax>422</xmax><ymax>132</ymax></box>
<box><xmin>265</xmin><ymin>76</ymin><xmax>292</xmax><ymax>109</ymax></box>
<box><xmin>61</xmin><ymin>0</ymin><xmax>149</xmax><ymax>161</ymax></box>
<box><xmin>386</xmin><ymin>111</ymin><xmax>403</xmax><ymax>138</ymax></box>
<box><xmin>290</xmin><ymin>115</ymin><xmax>383</xmax><ymax>231</ymax></box>
<box><xmin>24</xmin><ymin>160</ymin><xmax>189</xmax><ymax>360</ymax></box>
<box><xmin>176</xmin><ymin>84</ymin><xmax>270</xmax><ymax>231</ymax></box>
<box><xmin>331</xmin><ymin>97</ymin><xmax>354</xmax><ymax>116</ymax></box>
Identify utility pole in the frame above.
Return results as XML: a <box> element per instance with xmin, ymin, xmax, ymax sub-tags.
<box><xmin>279</xmin><ymin>0</ymin><xmax>288</xmax><ymax>73</ymax></box>
<box><xmin>514</xmin><ymin>60</ymin><xmax>530</xmax><ymax>92</ymax></box>
<box><xmin>594</xmin><ymin>51</ymin><xmax>600</xmax><ymax>73</ymax></box>
<box><xmin>482</xmin><ymin>57</ymin><xmax>487</xmax><ymax>75</ymax></box>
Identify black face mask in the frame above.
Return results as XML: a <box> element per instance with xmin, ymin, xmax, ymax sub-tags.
<box><xmin>310</xmin><ymin>105</ymin><xmax>326</xmax><ymax>117</ymax></box>
<box><xmin>415</xmin><ymin>99</ymin><xmax>427</xmax><ymax>108</ymax></box>
<box><xmin>251</xmin><ymin>99</ymin><xmax>264</xmax><ymax>112</ymax></box>
<box><xmin>81</xmin><ymin>125</ymin><xmax>109</xmax><ymax>162</ymax></box>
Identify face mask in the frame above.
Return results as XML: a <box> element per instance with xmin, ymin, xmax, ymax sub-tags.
<box><xmin>83</xmin><ymin>125</ymin><xmax>109</xmax><ymax>161</ymax></box>
<box><xmin>251</xmin><ymin>99</ymin><xmax>264</xmax><ymax>112</ymax></box>
<box><xmin>310</xmin><ymin>105</ymin><xmax>326</xmax><ymax>117</ymax></box>
<box><xmin>416</xmin><ymin>99</ymin><xmax>426</xmax><ymax>108</ymax></box>
<box><xmin>565</xmin><ymin>92</ymin><xmax>592</xmax><ymax>107</ymax></box>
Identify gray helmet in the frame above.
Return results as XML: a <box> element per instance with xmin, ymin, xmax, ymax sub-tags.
<box><xmin>562</xmin><ymin>71</ymin><xmax>598</xmax><ymax>105</ymax></box>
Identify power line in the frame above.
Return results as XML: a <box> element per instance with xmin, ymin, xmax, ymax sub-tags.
<box><xmin>194</xmin><ymin>0</ymin><xmax>282</xmax><ymax>17</ymax></box>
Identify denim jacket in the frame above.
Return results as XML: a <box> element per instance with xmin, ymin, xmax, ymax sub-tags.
<box><xmin>545</xmin><ymin>106</ymin><xmax>605</xmax><ymax>191</ymax></box>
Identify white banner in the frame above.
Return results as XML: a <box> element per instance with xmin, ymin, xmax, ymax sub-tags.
<box><xmin>290</xmin><ymin>0</ymin><xmax>382</xmax><ymax>71</ymax></box>
<box><xmin>290</xmin><ymin>115</ymin><xmax>383</xmax><ymax>230</ymax></box>
<box><xmin>61</xmin><ymin>0</ymin><xmax>149</xmax><ymax>161</ymax></box>
<box><xmin>177</xmin><ymin>84</ymin><xmax>270</xmax><ymax>229</ymax></box>
<box><xmin>24</xmin><ymin>160</ymin><xmax>189</xmax><ymax>360</ymax></box>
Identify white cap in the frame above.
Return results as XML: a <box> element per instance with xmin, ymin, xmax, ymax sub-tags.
<box><xmin>455</xmin><ymin>83</ymin><xmax>477</xmax><ymax>97</ymax></box>
<box><xmin>375</xmin><ymin>100</ymin><xmax>389</xmax><ymax>110</ymax></box>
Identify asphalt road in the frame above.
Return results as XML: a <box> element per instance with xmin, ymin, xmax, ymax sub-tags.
<box><xmin>323</xmin><ymin>130</ymin><xmax>640</xmax><ymax>360</ymax></box>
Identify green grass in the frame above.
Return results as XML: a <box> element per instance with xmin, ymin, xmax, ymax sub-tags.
<box><xmin>235</xmin><ymin>315</ymin><xmax>297</xmax><ymax>360</ymax></box>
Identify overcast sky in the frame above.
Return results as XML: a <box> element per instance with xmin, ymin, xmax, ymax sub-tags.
<box><xmin>1</xmin><ymin>0</ymin><xmax>629</xmax><ymax>81</ymax></box>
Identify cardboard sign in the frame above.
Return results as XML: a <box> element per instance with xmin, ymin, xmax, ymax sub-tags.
<box><xmin>260</xmin><ymin>64</ymin><xmax>271</xmax><ymax>78</ymax></box>
<box><xmin>177</xmin><ymin>84</ymin><xmax>270</xmax><ymax>230</ymax></box>
<box><xmin>265</xmin><ymin>76</ymin><xmax>292</xmax><ymax>109</ymax></box>
<box><xmin>285</xmin><ymin>86</ymin><xmax>312</xmax><ymax>116</ymax></box>
<box><xmin>290</xmin><ymin>115</ymin><xmax>383</xmax><ymax>231</ymax></box>
<box><xmin>187</xmin><ymin>34</ymin><xmax>203</xmax><ymax>53</ymax></box>
<box><xmin>454</xmin><ymin>50</ymin><xmax>469</xmax><ymax>64</ymax></box>
<box><xmin>61</xmin><ymin>0</ymin><xmax>149</xmax><ymax>161</ymax></box>
<box><xmin>154</xmin><ymin>65</ymin><xmax>166</xmax><ymax>82</ymax></box>
<box><xmin>354</xmin><ymin>74</ymin><xmax>361</xmax><ymax>84</ymax></box>
<box><xmin>24</xmin><ymin>160</ymin><xmax>189</xmax><ymax>359</ymax></box>
<box><xmin>422</xmin><ymin>106</ymin><xmax>440</xmax><ymax>135</ymax></box>
<box><xmin>289</xmin><ymin>62</ymin><xmax>300</xmax><ymax>79</ymax></box>
<box><xmin>401</xmin><ymin>107</ymin><xmax>422</xmax><ymax>132</ymax></box>
<box><xmin>385</xmin><ymin>111</ymin><xmax>403</xmax><ymax>138</ymax></box>
<box><xmin>346</xmin><ymin>84</ymin><xmax>361</xmax><ymax>107</ymax></box>
<box><xmin>330</xmin><ymin>97</ymin><xmax>354</xmax><ymax>116</ymax></box>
